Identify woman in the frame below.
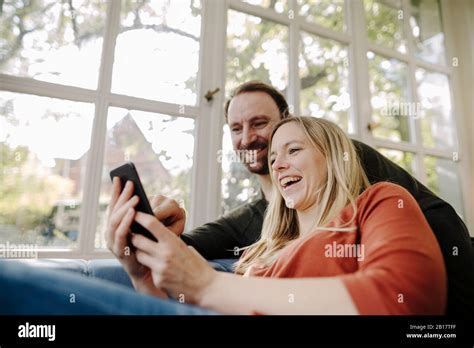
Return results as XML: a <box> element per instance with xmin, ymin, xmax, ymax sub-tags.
<box><xmin>0</xmin><ymin>117</ymin><xmax>446</xmax><ymax>315</ymax></box>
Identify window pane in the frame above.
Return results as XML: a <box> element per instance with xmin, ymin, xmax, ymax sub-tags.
<box><xmin>221</xmin><ymin>125</ymin><xmax>260</xmax><ymax>214</ymax></box>
<box><xmin>0</xmin><ymin>0</ymin><xmax>106</xmax><ymax>89</ymax></box>
<box><xmin>299</xmin><ymin>32</ymin><xmax>350</xmax><ymax>132</ymax></box>
<box><xmin>226</xmin><ymin>10</ymin><xmax>289</xmax><ymax>95</ymax></box>
<box><xmin>410</xmin><ymin>0</ymin><xmax>446</xmax><ymax>65</ymax></box>
<box><xmin>368</xmin><ymin>52</ymin><xmax>411</xmax><ymax>142</ymax></box>
<box><xmin>424</xmin><ymin>156</ymin><xmax>464</xmax><ymax>217</ymax></box>
<box><xmin>377</xmin><ymin>148</ymin><xmax>414</xmax><ymax>174</ymax></box>
<box><xmin>365</xmin><ymin>0</ymin><xmax>407</xmax><ymax>53</ymax></box>
<box><xmin>416</xmin><ymin>69</ymin><xmax>454</xmax><ymax>149</ymax></box>
<box><xmin>95</xmin><ymin>107</ymin><xmax>195</xmax><ymax>249</ymax></box>
<box><xmin>298</xmin><ymin>0</ymin><xmax>345</xmax><ymax>32</ymax></box>
<box><xmin>112</xmin><ymin>0</ymin><xmax>201</xmax><ymax>105</ymax></box>
<box><xmin>241</xmin><ymin>0</ymin><xmax>288</xmax><ymax>14</ymax></box>
<box><xmin>0</xmin><ymin>92</ymin><xmax>94</xmax><ymax>247</ymax></box>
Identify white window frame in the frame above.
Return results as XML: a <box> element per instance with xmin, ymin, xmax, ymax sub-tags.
<box><xmin>1</xmin><ymin>0</ymin><xmax>211</xmax><ymax>258</ymax></box>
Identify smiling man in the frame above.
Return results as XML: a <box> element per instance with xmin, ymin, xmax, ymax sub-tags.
<box><xmin>118</xmin><ymin>81</ymin><xmax>473</xmax><ymax>316</ymax></box>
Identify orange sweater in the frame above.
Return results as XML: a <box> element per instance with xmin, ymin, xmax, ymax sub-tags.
<box><xmin>248</xmin><ymin>182</ymin><xmax>447</xmax><ymax>315</ymax></box>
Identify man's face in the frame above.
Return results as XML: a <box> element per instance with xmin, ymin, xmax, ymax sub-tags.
<box><xmin>227</xmin><ymin>92</ymin><xmax>282</xmax><ymax>175</ymax></box>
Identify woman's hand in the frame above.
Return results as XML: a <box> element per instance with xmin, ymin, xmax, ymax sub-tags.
<box><xmin>131</xmin><ymin>211</ymin><xmax>218</xmax><ymax>305</ymax></box>
<box><xmin>105</xmin><ymin>177</ymin><xmax>167</xmax><ymax>298</ymax></box>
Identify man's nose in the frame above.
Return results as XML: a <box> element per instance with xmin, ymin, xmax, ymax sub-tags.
<box><xmin>241</xmin><ymin>127</ymin><xmax>257</xmax><ymax>147</ymax></box>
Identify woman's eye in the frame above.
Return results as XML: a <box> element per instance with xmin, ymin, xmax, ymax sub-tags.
<box><xmin>289</xmin><ymin>148</ymin><xmax>300</xmax><ymax>154</ymax></box>
<box><xmin>270</xmin><ymin>158</ymin><xmax>275</xmax><ymax>165</ymax></box>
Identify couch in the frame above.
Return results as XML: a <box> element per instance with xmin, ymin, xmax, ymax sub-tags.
<box><xmin>1</xmin><ymin>258</ymin><xmax>237</xmax><ymax>289</ymax></box>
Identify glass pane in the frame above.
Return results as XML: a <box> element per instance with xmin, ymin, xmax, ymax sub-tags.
<box><xmin>377</xmin><ymin>148</ymin><xmax>414</xmax><ymax>174</ymax></box>
<box><xmin>410</xmin><ymin>0</ymin><xmax>446</xmax><ymax>65</ymax></box>
<box><xmin>0</xmin><ymin>0</ymin><xmax>106</xmax><ymax>89</ymax></box>
<box><xmin>0</xmin><ymin>92</ymin><xmax>94</xmax><ymax>247</ymax></box>
<box><xmin>416</xmin><ymin>68</ymin><xmax>454</xmax><ymax>149</ymax></box>
<box><xmin>221</xmin><ymin>125</ymin><xmax>260</xmax><ymax>214</ymax></box>
<box><xmin>368</xmin><ymin>52</ymin><xmax>411</xmax><ymax>142</ymax></box>
<box><xmin>95</xmin><ymin>107</ymin><xmax>195</xmax><ymax>249</ymax></box>
<box><xmin>424</xmin><ymin>156</ymin><xmax>464</xmax><ymax>217</ymax></box>
<box><xmin>241</xmin><ymin>0</ymin><xmax>288</xmax><ymax>14</ymax></box>
<box><xmin>112</xmin><ymin>0</ymin><xmax>201</xmax><ymax>105</ymax></box>
<box><xmin>299</xmin><ymin>32</ymin><xmax>350</xmax><ymax>132</ymax></box>
<box><xmin>226</xmin><ymin>10</ymin><xmax>289</xmax><ymax>95</ymax></box>
<box><xmin>298</xmin><ymin>0</ymin><xmax>345</xmax><ymax>32</ymax></box>
<box><xmin>365</xmin><ymin>0</ymin><xmax>407</xmax><ymax>53</ymax></box>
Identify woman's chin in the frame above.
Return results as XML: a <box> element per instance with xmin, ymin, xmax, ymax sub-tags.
<box><xmin>284</xmin><ymin>196</ymin><xmax>299</xmax><ymax>209</ymax></box>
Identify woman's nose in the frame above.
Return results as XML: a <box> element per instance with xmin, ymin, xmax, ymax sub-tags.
<box><xmin>272</xmin><ymin>156</ymin><xmax>288</xmax><ymax>171</ymax></box>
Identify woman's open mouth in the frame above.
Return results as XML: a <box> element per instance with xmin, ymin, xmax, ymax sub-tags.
<box><xmin>280</xmin><ymin>176</ymin><xmax>302</xmax><ymax>191</ymax></box>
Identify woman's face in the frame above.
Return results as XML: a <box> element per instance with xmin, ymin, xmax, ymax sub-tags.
<box><xmin>270</xmin><ymin>122</ymin><xmax>327</xmax><ymax>211</ymax></box>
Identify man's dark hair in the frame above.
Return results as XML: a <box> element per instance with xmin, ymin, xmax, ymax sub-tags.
<box><xmin>224</xmin><ymin>81</ymin><xmax>291</xmax><ymax>121</ymax></box>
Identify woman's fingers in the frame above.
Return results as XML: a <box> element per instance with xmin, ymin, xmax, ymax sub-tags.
<box><xmin>135</xmin><ymin>249</ymin><xmax>157</xmax><ymax>271</ymax></box>
<box><xmin>134</xmin><ymin>211</ymin><xmax>175</xmax><ymax>243</ymax></box>
<box><xmin>114</xmin><ymin>180</ymin><xmax>135</xmax><ymax>212</ymax></box>
<box><xmin>109</xmin><ymin>177</ymin><xmax>122</xmax><ymax>213</ymax></box>
<box><xmin>131</xmin><ymin>233</ymin><xmax>158</xmax><ymax>255</ymax></box>
<box><xmin>106</xmin><ymin>195</ymin><xmax>139</xmax><ymax>249</ymax></box>
<box><xmin>113</xmin><ymin>208</ymin><xmax>136</xmax><ymax>258</ymax></box>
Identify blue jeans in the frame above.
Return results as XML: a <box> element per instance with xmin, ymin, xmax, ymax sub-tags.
<box><xmin>0</xmin><ymin>260</ymin><xmax>223</xmax><ymax>315</ymax></box>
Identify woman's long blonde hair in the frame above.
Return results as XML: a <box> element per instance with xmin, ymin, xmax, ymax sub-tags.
<box><xmin>234</xmin><ymin>117</ymin><xmax>370</xmax><ymax>274</ymax></box>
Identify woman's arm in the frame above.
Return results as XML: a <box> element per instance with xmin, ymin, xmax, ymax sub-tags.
<box><xmin>131</xmin><ymin>211</ymin><xmax>358</xmax><ymax>314</ymax></box>
<box><xmin>200</xmin><ymin>272</ymin><xmax>358</xmax><ymax>315</ymax></box>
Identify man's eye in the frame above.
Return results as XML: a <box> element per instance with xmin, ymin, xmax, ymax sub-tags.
<box><xmin>231</xmin><ymin>128</ymin><xmax>242</xmax><ymax>133</ymax></box>
<box><xmin>254</xmin><ymin>121</ymin><xmax>268</xmax><ymax>128</ymax></box>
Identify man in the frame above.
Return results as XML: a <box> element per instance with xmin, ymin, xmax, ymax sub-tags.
<box><xmin>147</xmin><ymin>81</ymin><xmax>473</xmax><ymax>315</ymax></box>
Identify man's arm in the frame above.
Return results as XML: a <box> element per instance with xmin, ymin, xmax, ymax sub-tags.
<box><xmin>180</xmin><ymin>198</ymin><xmax>267</xmax><ymax>260</ymax></box>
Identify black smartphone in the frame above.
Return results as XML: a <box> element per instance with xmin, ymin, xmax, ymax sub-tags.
<box><xmin>109</xmin><ymin>162</ymin><xmax>157</xmax><ymax>242</ymax></box>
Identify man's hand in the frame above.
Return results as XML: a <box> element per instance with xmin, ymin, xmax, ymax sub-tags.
<box><xmin>149</xmin><ymin>195</ymin><xmax>186</xmax><ymax>236</ymax></box>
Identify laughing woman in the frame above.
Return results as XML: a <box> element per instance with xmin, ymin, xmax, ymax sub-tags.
<box><xmin>0</xmin><ymin>117</ymin><xmax>446</xmax><ymax>315</ymax></box>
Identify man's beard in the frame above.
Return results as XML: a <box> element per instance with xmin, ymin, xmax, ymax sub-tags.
<box><xmin>240</xmin><ymin>139</ymin><xmax>270</xmax><ymax>175</ymax></box>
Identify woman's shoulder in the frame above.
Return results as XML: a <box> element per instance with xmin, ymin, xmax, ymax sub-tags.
<box><xmin>359</xmin><ymin>181</ymin><xmax>413</xmax><ymax>200</ymax></box>
<box><xmin>356</xmin><ymin>181</ymin><xmax>419</xmax><ymax>214</ymax></box>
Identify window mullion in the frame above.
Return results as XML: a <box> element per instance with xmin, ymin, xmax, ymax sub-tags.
<box><xmin>288</xmin><ymin>0</ymin><xmax>300</xmax><ymax>116</ymax></box>
<box><xmin>439</xmin><ymin>0</ymin><xmax>472</xmax><ymax>226</ymax></box>
<box><xmin>77</xmin><ymin>0</ymin><xmax>121</xmax><ymax>256</ymax></box>
<box><xmin>347</xmin><ymin>0</ymin><xmax>373</xmax><ymax>145</ymax></box>
<box><xmin>401</xmin><ymin>0</ymin><xmax>426</xmax><ymax>182</ymax></box>
<box><xmin>189</xmin><ymin>0</ymin><xmax>228</xmax><ymax>228</ymax></box>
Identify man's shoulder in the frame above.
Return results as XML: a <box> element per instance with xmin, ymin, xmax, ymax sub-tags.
<box><xmin>223</xmin><ymin>196</ymin><xmax>267</xmax><ymax>220</ymax></box>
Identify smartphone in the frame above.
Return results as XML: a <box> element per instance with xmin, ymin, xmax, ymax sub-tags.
<box><xmin>109</xmin><ymin>162</ymin><xmax>157</xmax><ymax>242</ymax></box>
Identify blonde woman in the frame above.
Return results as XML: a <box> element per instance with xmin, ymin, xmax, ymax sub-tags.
<box><xmin>0</xmin><ymin>117</ymin><xmax>446</xmax><ymax>315</ymax></box>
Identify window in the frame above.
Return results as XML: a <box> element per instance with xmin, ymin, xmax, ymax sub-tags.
<box><xmin>1</xmin><ymin>0</ymin><xmax>201</xmax><ymax>257</ymax></box>
<box><xmin>0</xmin><ymin>92</ymin><xmax>94</xmax><ymax>247</ymax></box>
